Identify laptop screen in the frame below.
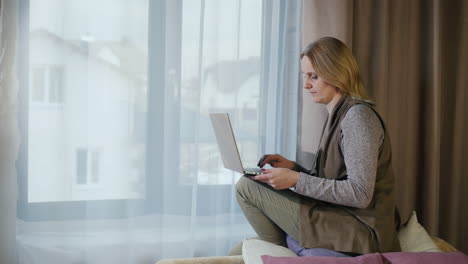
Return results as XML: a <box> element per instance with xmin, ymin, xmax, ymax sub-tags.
<box><xmin>209</xmin><ymin>113</ymin><xmax>245</xmax><ymax>174</ymax></box>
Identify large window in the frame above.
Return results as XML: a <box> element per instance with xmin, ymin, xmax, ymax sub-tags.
<box><xmin>20</xmin><ymin>0</ymin><xmax>266</xmax><ymax>211</ymax></box>
<box><xmin>15</xmin><ymin>0</ymin><xmax>301</xmax><ymax>260</ymax></box>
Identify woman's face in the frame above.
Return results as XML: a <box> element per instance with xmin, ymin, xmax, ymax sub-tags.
<box><xmin>301</xmin><ymin>56</ymin><xmax>339</xmax><ymax>105</ymax></box>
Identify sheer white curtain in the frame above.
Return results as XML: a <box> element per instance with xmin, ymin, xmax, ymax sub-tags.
<box><xmin>0</xmin><ymin>0</ymin><xmax>302</xmax><ymax>263</ymax></box>
<box><xmin>1</xmin><ymin>1</ymin><xmax>20</xmax><ymax>264</ymax></box>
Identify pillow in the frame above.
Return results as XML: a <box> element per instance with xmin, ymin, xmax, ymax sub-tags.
<box><xmin>261</xmin><ymin>254</ymin><xmax>384</xmax><ymax>264</ymax></box>
<box><xmin>261</xmin><ymin>252</ymin><xmax>468</xmax><ymax>264</ymax></box>
<box><xmin>286</xmin><ymin>235</ymin><xmax>351</xmax><ymax>257</ymax></box>
<box><xmin>431</xmin><ymin>236</ymin><xmax>458</xmax><ymax>252</ymax></box>
<box><xmin>397</xmin><ymin>211</ymin><xmax>442</xmax><ymax>252</ymax></box>
<box><xmin>382</xmin><ymin>252</ymin><xmax>468</xmax><ymax>264</ymax></box>
<box><xmin>242</xmin><ymin>239</ymin><xmax>297</xmax><ymax>264</ymax></box>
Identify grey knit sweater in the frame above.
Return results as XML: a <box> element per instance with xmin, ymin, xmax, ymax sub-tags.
<box><xmin>294</xmin><ymin>104</ymin><xmax>384</xmax><ymax>209</ymax></box>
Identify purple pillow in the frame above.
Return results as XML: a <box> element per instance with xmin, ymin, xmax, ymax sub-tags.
<box><xmin>286</xmin><ymin>235</ymin><xmax>350</xmax><ymax>257</ymax></box>
<box><xmin>261</xmin><ymin>253</ymin><xmax>383</xmax><ymax>264</ymax></box>
<box><xmin>382</xmin><ymin>252</ymin><xmax>468</xmax><ymax>264</ymax></box>
<box><xmin>261</xmin><ymin>252</ymin><xmax>468</xmax><ymax>264</ymax></box>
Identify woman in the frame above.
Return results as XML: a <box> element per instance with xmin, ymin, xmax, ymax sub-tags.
<box><xmin>236</xmin><ymin>37</ymin><xmax>400</xmax><ymax>256</ymax></box>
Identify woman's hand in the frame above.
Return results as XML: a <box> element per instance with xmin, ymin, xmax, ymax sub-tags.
<box><xmin>252</xmin><ymin>168</ymin><xmax>299</xmax><ymax>190</ymax></box>
<box><xmin>257</xmin><ymin>154</ymin><xmax>295</xmax><ymax>169</ymax></box>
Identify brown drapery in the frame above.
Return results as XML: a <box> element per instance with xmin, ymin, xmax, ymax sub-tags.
<box><xmin>300</xmin><ymin>0</ymin><xmax>468</xmax><ymax>253</ymax></box>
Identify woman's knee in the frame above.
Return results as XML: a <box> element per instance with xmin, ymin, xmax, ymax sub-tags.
<box><xmin>236</xmin><ymin>176</ymin><xmax>265</xmax><ymax>200</ymax></box>
<box><xmin>235</xmin><ymin>176</ymin><xmax>252</xmax><ymax>198</ymax></box>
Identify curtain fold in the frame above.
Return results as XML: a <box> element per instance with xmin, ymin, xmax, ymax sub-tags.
<box><xmin>261</xmin><ymin>0</ymin><xmax>302</xmax><ymax>160</ymax></box>
<box><xmin>302</xmin><ymin>0</ymin><xmax>468</xmax><ymax>253</ymax></box>
<box><xmin>0</xmin><ymin>0</ymin><xmax>19</xmax><ymax>263</ymax></box>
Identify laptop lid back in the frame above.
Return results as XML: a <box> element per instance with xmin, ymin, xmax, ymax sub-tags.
<box><xmin>209</xmin><ymin>113</ymin><xmax>244</xmax><ymax>174</ymax></box>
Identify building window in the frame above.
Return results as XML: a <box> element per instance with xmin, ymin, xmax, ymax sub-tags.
<box><xmin>31</xmin><ymin>67</ymin><xmax>46</xmax><ymax>101</ymax></box>
<box><xmin>49</xmin><ymin>66</ymin><xmax>64</xmax><ymax>103</ymax></box>
<box><xmin>76</xmin><ymin>149</ymin><xmax>100</xmax><ymax>185</ymax></box>
<box><xmin>31</xmin><ymin>65</ymin><xmax>64</xmax><ymax>104</ymax></box>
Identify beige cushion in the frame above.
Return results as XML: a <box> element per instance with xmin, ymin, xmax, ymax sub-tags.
<box><xmin>397</xmin><ymin>211</ymin><xmax>442</xmax><ymax>252</ymax></box>
<box><xmin>242</xmin><ymin>239</ymin><xmax>296</xmax><ymax>264</ymax></box>
<box><xmin>431</xmin><ymin>236</ymin><xmax>458</xmax><ymax>252</ymax></box>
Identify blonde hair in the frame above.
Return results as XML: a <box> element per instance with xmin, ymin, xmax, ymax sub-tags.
<box><xmin>301</xmin><ymin>37</ymin><xmax>370</xmax><ymax>101</ymax></box>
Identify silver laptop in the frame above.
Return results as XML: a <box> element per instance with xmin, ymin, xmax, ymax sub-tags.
<box><xmin>209</xmin><ymin>113</ymin><xmax>263</xmax><ymax>176</ymax></box>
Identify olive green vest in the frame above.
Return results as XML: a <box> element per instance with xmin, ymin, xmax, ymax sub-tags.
<box><xmin>299</xmin><ymin>95</ymin><xmax>401</xmax><ymax>254</ymax></box>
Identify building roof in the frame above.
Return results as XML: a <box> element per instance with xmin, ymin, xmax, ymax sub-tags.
<box><xmin>30</xmin><ymin>29</ymin><xmax>147</xmax><ymax>86</ymax></box>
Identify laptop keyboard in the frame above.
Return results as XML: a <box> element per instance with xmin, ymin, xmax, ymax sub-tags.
<box><xmin>244</xmin><ymin>168</ymin><xmax>263</xmax><ymax>175</ymax></box>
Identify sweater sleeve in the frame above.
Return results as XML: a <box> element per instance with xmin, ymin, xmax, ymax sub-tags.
<box><xmin>294</xmin><ymin>105</ymin><xmax>384</xmax><ymax>208</ymax></box>
<box><xmin>292</xmin><ymin>162</ymin><xmax>312</xmax><ymax>174</ymax></box>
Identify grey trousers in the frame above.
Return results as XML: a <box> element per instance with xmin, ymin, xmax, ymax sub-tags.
<box><xmin>236</xmin><ymin>176</ymin><xmax>302</xmax><ymax>247</ymax></box>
